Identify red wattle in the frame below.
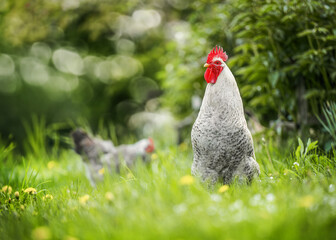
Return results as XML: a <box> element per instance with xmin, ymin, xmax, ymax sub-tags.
<box><xmin>204</xmin><ymin>67</ymin><xmax>223</xmax><ymax>84</ymax></box>
<box><xmin>204</xmin><ymin>68</ymin><xmax>211</xmax><ymax>83</ymax></box>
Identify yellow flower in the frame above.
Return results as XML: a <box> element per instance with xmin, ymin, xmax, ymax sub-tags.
<box><xmin>2</xmin><ymin>185</ymin><xmax>12</xmax><ymax>194</ymax></box>
<box><xmin>43</xmin><ymin>194</ymin><xmax>53</xmax><ymax>201</ymax></box>
<box><xmin>24</xmin><ymin>187</ymin><xmax>37</xmax><ymax>194</ymax></box>
<box><xmin>47</xmin><ymin>161</ymin><xmax>56</xmax><ymax>170</ymax></box>
<box><xmin>98</xmin><ymin>167</ymin><xmax>105</xmax><ymax>175</ymax></box>
<box><xmin>79</xmin><ymin>194</ymin><xmax>90</xmax><ymax>205</ymax></box>
<box><xmin>20</xmin><ymin>205</ymin><xmax>25</xmax><ymax>210</ymax></box>
<box><xmin>179</xmin><ymin>175</ymin><xmax>194</xmax><ymax>185</ymax></box>
<box><xmin>31</xmin><ymin>226</ymin><xmax>51</xmax><ymax>240</ymax></box>
<box><xmin>218</xmin><ymin>185</ymin><xmax>229</xmax><ymax>193</ymax></box>
<box><xmin>15</xmin><ymin>191</ymin><xmax>20</xmax><ymax>198</ymax></box>
<box><xmin>105</xmin><ymin>192</ymin><xmax>115</xmax><ymax>202</ymax></box>
<box><xmin>151</xmin><ymin>153</ymin><xmax>158</xmax><ymax>160</ymax></box>
<box><xmin>298</xmin><ymin>195</ymin><xmax>315</xmax><ymax>208</ymax></box>
<box><xmin>46</xmin><ymin>194</ymin><xmax>53</xmax><ymax>200</ymax></box>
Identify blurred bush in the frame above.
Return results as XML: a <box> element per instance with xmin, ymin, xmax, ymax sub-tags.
<box><xmin>0</xmin><ymin>0</ymin><xmax>166</xmax><ymax>147</ymax></box>
<box><xmin>0</xmin><ymin>0</ymin><xmax>335</xmax><ymax>149</ymax></box>
<box><xmin>159</xmin><ymin>0</ymin><xmax>336</xmax><ymax>131</ymax></box>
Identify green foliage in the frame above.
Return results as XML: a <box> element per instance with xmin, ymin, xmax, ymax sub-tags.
<box><xmin>295</xmin><ymin>138</ymin><xmax>319</xmax><ymax>161</ymax></box>
<box><xmin>0</xmin><ymin>0</ymin><xmax>165</xmax><ymax>144</ymax></box>
<box><xmin>228</xmin><ymin>0</ymin><xmax>336</xmax><ymax>124</ymax></box>
<box><xmin>291</xmin><ymin>138</ymin><xmax>334</xmax><ymax>179</ymax></box>
<box><xmin>317</xmin><ymin>102</ymin><xmax>336</xmax><ymax>150</ymax></box>
<box><xmin>159</xmin><ymin>0</ymin><xmax>336</xmax><ymax>128</ymax></box>
<box><xmin>0</xmin><ymin>0</ymin><xmax>336</xmax><ymax>145</ymax></box>
<box><xmin>23</xmin><ymin>116</ymin><xmax>48</xmax><ymax>158</ymax></box>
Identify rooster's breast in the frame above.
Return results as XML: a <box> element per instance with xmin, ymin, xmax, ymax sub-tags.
<box><xmin>191</xmin><ymin>108</ymin><xmax>253</xmax><ymax>179</ymax></box>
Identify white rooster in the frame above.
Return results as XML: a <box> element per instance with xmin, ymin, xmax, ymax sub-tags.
<box><xmin>71</xmin><ymin>129</ymin><xmax>154</xmax><ymax>186</ymax></box>
<box><xmin>191</xmin><ymin>46</ymin><xmax>260</xmax><ymax>185</ymax></box>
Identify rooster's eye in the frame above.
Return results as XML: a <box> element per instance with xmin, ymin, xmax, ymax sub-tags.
<box><xmin>215</xmin><ymin>61</ymin><xmax>221</xmax><ymax>65</ymax></box>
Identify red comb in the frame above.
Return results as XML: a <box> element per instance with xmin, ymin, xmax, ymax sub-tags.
<box><xmin>206</xmin><ymin>46</ymin><xmax>228</xmax><ymax>63</ymax></box>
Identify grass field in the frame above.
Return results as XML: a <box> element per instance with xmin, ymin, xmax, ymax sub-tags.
<box><xmin>0</xmin><ymin>132</ymin><xmax>336</xmax><ymax>240</ymax></box>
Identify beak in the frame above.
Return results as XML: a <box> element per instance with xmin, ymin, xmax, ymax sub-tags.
<box><xmin>204</xmin><ymin>63</ymin><xmax>210</xmax><ymax>68</ymax></box>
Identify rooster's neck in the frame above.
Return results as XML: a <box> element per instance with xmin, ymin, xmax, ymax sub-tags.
<box><xmin>200</xmin><ymin>64</ymin><xmax>245</xmax><ymax>119</ymax></box>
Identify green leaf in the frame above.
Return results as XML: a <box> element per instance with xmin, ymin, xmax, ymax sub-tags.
<box><xmin>304</xmin><ymin>89</ymin><xmax>325</xmax><ymax>99</ymax></box>
<box><xmin>268</xmin><ymin>71</ymin><xmax>279</xmax><ymax>88</ymax></box>
<box><xmin>306</xmin><ymin>140</ymin><xmax>318</xmax><ymax>155</ymax></box>
<box><xmin>298</xmin><ymin>138</ymin><xmax>304</xmax><ymax>157</ymax></box>
<box><xmin>317</xmin><ymin>27</ymin><xmax>328</xmax><ymax>34</ymax></box>
<box><xmin>295</xmin><ymin>145</ymin><xmax>302</xmax><ymax>160</ymax></box>
<box><xmin>297</xmin><ymin>29</ymin><xmax>314</xmax><ymax>37</ymax></box>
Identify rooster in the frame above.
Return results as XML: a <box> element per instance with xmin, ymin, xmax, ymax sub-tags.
<box><xmin>191</xmin><ymin>46</ymin><xmax>260</xmax><ymax>185</ymax></box>
<box><xmin>71</xmin><ymin>129</ymin><xmax>154</xmax><ymax>186</ymax></box>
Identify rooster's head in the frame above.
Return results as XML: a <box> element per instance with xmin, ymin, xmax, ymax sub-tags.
<box><xmin>145</xmin><ymin>138</ymin><xmax>155</xmax><ymax>153</ymax></box>
<box><xmin>204</xmin><ymin>46</ymin><xmax>228</xmax><ymax>84</ymax></box>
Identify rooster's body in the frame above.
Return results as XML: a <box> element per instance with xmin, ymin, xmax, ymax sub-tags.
<box><xmin>191</xmin><ymin>46</ymin><xmax>259</xmax><ymax>185</ymax></box>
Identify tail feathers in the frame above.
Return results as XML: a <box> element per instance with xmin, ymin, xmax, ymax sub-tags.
<box><xmin>71</xmin><ymin>129</ymin><xmax>94</xmax><ymax>154</ymax></box>
<box><xmin>71</xmin><ymin>129</ymin><xmax>104</xmax><ymax>164</ymax></box>
<box><xmin>230</xmin><ymin>156</ymin><xmax>260</xmax><ymax>184</ymax></box>
<box><xmin>249</xmin><ymin>156</ymin><xmax>260</xmax><ymax>176</ymax></box>
<box><xmin>244</xmin><ymin>157</ymin><xmax>260</xmax><ymax>182</ymax></box>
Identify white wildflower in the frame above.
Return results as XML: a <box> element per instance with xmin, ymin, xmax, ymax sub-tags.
<box><xmin>266</xmin><ymin>193</ymin><xmax>275</xmax><ymax>202</ymax></box>
<box><xmin>210</xmin><ymin>194</ymin><xmax>221</xmax><ymax>202</ymax></box>
<box><xmin>173</xmin><ymin>204</ymin><xmax>187</xmax><ymax>214</ymax></box>
<box><xmin>249</xmin><ymin>194</ymin><xmax>261</xmax><ymax>206</ymax></box>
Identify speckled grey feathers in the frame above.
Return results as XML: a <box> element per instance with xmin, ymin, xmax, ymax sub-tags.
<box><xmin>191</xmin><ymin>63</ymin><xmax>260</xmax><ymax>185</ymax></box>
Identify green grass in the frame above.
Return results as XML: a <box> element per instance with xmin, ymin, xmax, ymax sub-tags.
<box><xmin>0</xmin><ymin>134</ymin><xmax>336</xmax><ymax>240</ymax></box>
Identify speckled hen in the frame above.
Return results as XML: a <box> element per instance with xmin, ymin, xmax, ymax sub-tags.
<box><xmin>191</xmin><ymin>46</ymin><xmax>260</xmax><ymax>185</ymax></box>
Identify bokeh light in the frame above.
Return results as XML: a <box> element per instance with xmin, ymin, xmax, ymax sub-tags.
<box><xmin>20</xmin><ymin>57</ymin><xmax>49</xmax><ymax>86</ymax></box>
<box><xmin>52</xmin><ymin>49</ymin><xmax>84</xmax><ymax>76</ymax></box>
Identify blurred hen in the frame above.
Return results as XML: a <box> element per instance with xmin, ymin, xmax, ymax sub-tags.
<box><xmin>71</xmin><ymin>129</ymin><xmax>154</xmax><ymax>186</ymax></box>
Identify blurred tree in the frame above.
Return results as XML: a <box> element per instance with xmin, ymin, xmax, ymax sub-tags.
<box><xmin>0</xmin><ymin>0</ymin><xmax>166</xmax><ymax>148</ymax></box>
